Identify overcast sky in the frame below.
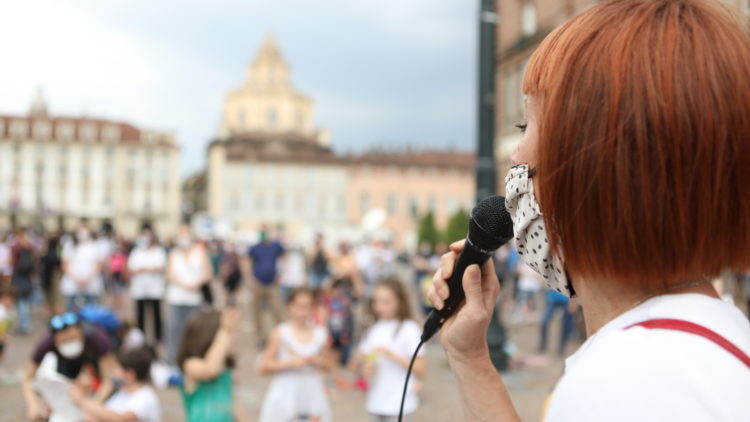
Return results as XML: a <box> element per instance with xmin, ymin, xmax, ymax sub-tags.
<box><xmin>0</xmin><ymin>0</ymin><xmax>477</xmax><ymax>174</ymax></box>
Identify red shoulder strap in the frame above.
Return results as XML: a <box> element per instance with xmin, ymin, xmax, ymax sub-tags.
<box><xmin>625</xmin><ymin>318</ymin><xmax>750</xmax><ymax>369</ymax></box>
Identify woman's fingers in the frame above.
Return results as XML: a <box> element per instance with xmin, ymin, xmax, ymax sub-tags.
<box><xmin>427</xmin><ymin>269</ymin><xmax>448</xmax><ymax>309</ymax></box>
<box><xmin>449</xmin><ymin>239</ymin><xmax>466</xmax><ymax>254</ymax></box>
<box><xmin>440</xmin><ymin>252</ymin><xmax>456</xmax><ymax>280</ymax></box>
<box><xmin>480</xmin><ymin>259</ymin><xmax>501</xmax><ymax>311</ymax></box>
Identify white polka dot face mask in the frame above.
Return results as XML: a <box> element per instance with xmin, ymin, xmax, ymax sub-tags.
<box><xmin>505</xmin><ymin>164</ymin><xmax>575</xmax><ymax>297</ymax></box>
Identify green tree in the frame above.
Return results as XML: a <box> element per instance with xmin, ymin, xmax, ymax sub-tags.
<box><xmin>417</xmin><ymin>212</ymin><xmax>440</xmax><ymax>252</ymax></box>
<box><xmin>442</xmin><ymin>209</ymin><xmax>471</xmax><ymax>244</ymax></box>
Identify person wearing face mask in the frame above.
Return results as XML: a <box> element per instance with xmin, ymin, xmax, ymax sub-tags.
<box><xmin>22</xmin><ymin>312</ymin><xmax>116</xmax><ymax>420</ymax></box>
<box><xmin>128</xmin><ymin>225</ymin><xmax>167</xmax><ymax>346</ymax></box>
<box><xmin>70</xmin><ymin>347</ymin><xmax>161</xmax><ymax>422</ymax></box>
<box><xmin>61</xmin><ymin>222</ymin><xmax>105</xmax><ymax>312</ymax></box>
<box><xmin>426</xmin><ymin>1</ymin><xmax>750</xmax><ymax>421</ymax></box>
<box><xmin>165</xmin><ymin>225</ymin><xmax>211</xmax><ymax>365</ymax></box>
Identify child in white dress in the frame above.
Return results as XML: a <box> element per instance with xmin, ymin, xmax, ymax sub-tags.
<box><xmin>352</xmin><ymin>278</ymin><xmax>426</xmax><ymax>422</ymax></box>
<box><xmin>258</xmin><ymin>287</ymin><xmax>332</xmax><ymax>422</ymax></box>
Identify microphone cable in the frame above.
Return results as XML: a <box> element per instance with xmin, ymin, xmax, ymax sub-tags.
<box><xmin>398</xmin><ymin>339</ymin><xmax>425</xmax><ymax>422</ymax></box>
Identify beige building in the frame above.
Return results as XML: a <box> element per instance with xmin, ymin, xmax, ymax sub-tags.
<box><xmin>206</xmin><ymin>133</ymin><xmax>350</xmax><ymax>240</ymax></box>
<box><xmin>346</xmin><ymin>150</ymin><xmax>474</xmax><ymax>247</ymax></box>
<box><xmin>218</xmin><ymin>36</ymin><xmax>329</xmax><ymax>145</ymax></box>
<box><xmin>195</xmin><ymin>37</ymin><xmax>476</xmax><ymax>249</ymax></box>
<box><xmin>205</xmin><ymin>36</ymin><xmax>348</xmax><ymax>242</ymax></box>
<box><xmin>496</xmin><ymin>0</ymin><xmax>750</xmax><ymax>170</ymax></box>
<box><xmin>0</xmin><ymin>90</ymin><xmax>181</xmax><ymax>237</ymax></box>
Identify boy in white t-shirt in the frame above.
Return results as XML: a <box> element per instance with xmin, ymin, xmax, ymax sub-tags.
<box><xmin>70</xmin><ymin>347</ymin><xmax>160</xmax><ymax>422</ymax></box>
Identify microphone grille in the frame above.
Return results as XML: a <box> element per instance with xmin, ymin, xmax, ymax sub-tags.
<box><xmin>470</xmin><ymin>195</ymin><xmax>514</xmax><ymax>249</ymax></box>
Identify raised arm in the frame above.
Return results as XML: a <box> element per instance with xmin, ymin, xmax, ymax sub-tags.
<box><xmin>426</xmin><ymin>241</ymin><xmax>521</xmax><ymax>422</ymax></box>
<box><xmin>183</xmin><ymin>309</ymin><xmax>239</xmax><ymax>382</ymax></box>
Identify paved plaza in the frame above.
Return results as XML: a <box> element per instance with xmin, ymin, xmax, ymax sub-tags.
<box><xmin>0</xmin><ymin>281</ymin><xmax>574</xmax><ymax>422</ymax></box>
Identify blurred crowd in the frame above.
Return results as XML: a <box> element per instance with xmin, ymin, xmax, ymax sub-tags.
<box><xmin>0</xmin><ymin>221</ymin><xmax>747</xmax><ymax>421</ymax></box>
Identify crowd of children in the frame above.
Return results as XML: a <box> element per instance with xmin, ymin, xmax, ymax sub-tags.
<box><xmin>0</xmin><ymin>222</ymin><xmax>444</xmax><ymax>421</ymax></box>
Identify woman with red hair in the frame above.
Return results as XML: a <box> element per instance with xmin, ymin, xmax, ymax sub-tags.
<box><xmin>428</xmin><ymin>0</ymin><xmax>750</xmax><ymax>420</ymax></box>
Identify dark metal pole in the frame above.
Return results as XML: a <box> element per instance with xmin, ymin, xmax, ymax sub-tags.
<box><xmin>477</xmin><ymin>0</ymin><xmax>508</xmax><ymax>373</ymax></box>
<box><xmin>476</xmin><ymin>0</ymin><xmax>497</xmax><ymax>203</ymax></box>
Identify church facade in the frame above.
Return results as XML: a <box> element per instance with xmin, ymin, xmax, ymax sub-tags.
<box><xmin>194</xmin><ymin>36</ymin><xmax>474</xmax><ymax>249</ymax></box>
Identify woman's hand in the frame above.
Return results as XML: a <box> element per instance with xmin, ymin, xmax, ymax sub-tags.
<box><xmin>220</xmin><ymin>308</ymin><xmax>241</xmax><ymax>333</ymax></box>
<box><xmin>375</xmin><ymin>346</ymin><xmax>397</xmax><ymax>361</ymax></box>
<box><xmin>286</xmin><ymin>356</ymin><xmax>311</xmax><ymax>370</ymax></box>
<box><xmin>426</xmin><ymin>240</ymin><xmax>501</xmax><ymax>363</ymax></box>
<box><xmin>69</xmin><ymin>385</ymin><xmax>85</xmax><ymax>406</ymax></box>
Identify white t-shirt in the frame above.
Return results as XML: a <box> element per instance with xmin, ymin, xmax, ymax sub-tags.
<box><xmin>358</xmin><ymin>319</ymin><xmax>425</xmax><ymax>416</ymax></box>
<box><xmin>60</xmin><ymin>241</ymin><xmax>103</xmax><ymax>296</ymax></box>
<box><xmin>165</xmin><ymin>247</ymin><xmax>205</xmax><ymax>306</ymax></box>
<box><xmin>128</xmin><ymin>246</ymin><xmax>167</xmax><ymax>300</ymax></box>
<box><xmin>105</xmin><ymin>385</ymin><xmax>161</xmax><ymax>422</ymax></box>
<box><xmin>546</xmin><ymin>293</ymin><xmax>750</xmax><ymax>421</ymax></box>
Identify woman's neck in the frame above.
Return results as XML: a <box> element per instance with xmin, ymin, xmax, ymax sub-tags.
<box><xmin>575</xmin><ymin>277</ymin><xmax>719</xmax><ymax>336</ymax></box>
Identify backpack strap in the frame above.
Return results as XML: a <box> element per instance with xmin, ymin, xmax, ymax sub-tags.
<box><xmin>625</xmin><ymin>318</ymin><xmax>750</xmax><ymax>369</ymax></box>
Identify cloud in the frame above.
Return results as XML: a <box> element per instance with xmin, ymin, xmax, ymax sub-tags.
<box><xmin>0</xmin><ymin>0</ymin><xmax>476</xmax><ymax>174</ymax></box>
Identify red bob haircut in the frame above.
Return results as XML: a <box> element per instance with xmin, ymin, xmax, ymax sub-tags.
<box><xmin>523</xmin><ymin>0</ymin><xmax>750</xmax><ymax>289</ymax></box>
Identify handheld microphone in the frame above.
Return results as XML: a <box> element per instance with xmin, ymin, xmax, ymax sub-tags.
<box><xmin>420</xmin><ymin>195</ymin><xmax>513</xmax><ymax>342</ymax></box>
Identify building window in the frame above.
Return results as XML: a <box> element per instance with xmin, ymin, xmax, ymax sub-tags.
<box><xmin>359</xmin><ymin>193</ymin><xmax>370</xmax><ymax>213</ymax></box>
<box><xmin>338</xmin><ymin>195</ymin><xmax>346</xmax><ymax>216</ymax></box>
<box><xmin>102</xmin><ymin>125</ymin><xmax>121</xmax><ymax>142</ymax></box>
<box><xmin>409</xmin><ymin>196</ymin><xmax>419</xmax><ymax>218</ymax></box>
<box><xmin>10</xmin><ymin>119</ymin><xmax>28</xmax><ymax>138</ymax></box>
<box><xmin>447</xmin><ymin>197</ymin><xmax>460</xmax><ymax>214</ymax></box>
<box><xmin>267</xmin><ymin>108</ymin><xmax>277</xmax><ymax>127</ymax></box>
<box><xmin>256</xmin><ymin>192</ymin><xmax>265</xmax><ymax>212</ymax></box>
<box><xmin>427</xmin><ymin>196</ymin><xmax>437</xmax><ymax>213</ymax></box>
<box><xmin>522</xmin><ymin>1</ymin><xmax>537</xmax><ymax>37</ymax></box>
<box><xmin>237</xmin><ymin>108</ymin><xmax>245</xmax><ymax>124</ymax></box>
<box><xmin>80</xmin><ymin>123</ymin><xmax>97</xmax><ymax>142</ymax></box>
<box><xmin>33</xmin><ymin>120</ymin><xmax>52</xmax><ymax>140</ymax></box>
<box><xmin>319</xmin><ymin>194</ymin><xmax>327</xmax><ymax>218</ymax></box>
<box><xmin>56</xmin><ymin>121</ymin><xmax>75</xmax><ymax>141</ymax></box>
<box><xmin>387</xmin><ymin>194</ymin><xmax>397</xmax><ymax>215</ymax></box>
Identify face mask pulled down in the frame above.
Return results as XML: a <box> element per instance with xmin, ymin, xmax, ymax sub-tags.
<box><xmin>505</xmin><ymin>164</ymin><xmax>575</xmax><ymax>297</ymax></box>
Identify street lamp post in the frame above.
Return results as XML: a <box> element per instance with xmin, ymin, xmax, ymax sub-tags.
<box><xmin>476</xmin><ymin>0</ymin><xmax>508</xmax><ymax>372</ymax></box>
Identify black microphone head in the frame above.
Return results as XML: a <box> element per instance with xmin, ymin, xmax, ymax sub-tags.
<box><xmin>468</xmin><ymin>195</ymin><xmax>514</xmax><ymax>252</ymax></box>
